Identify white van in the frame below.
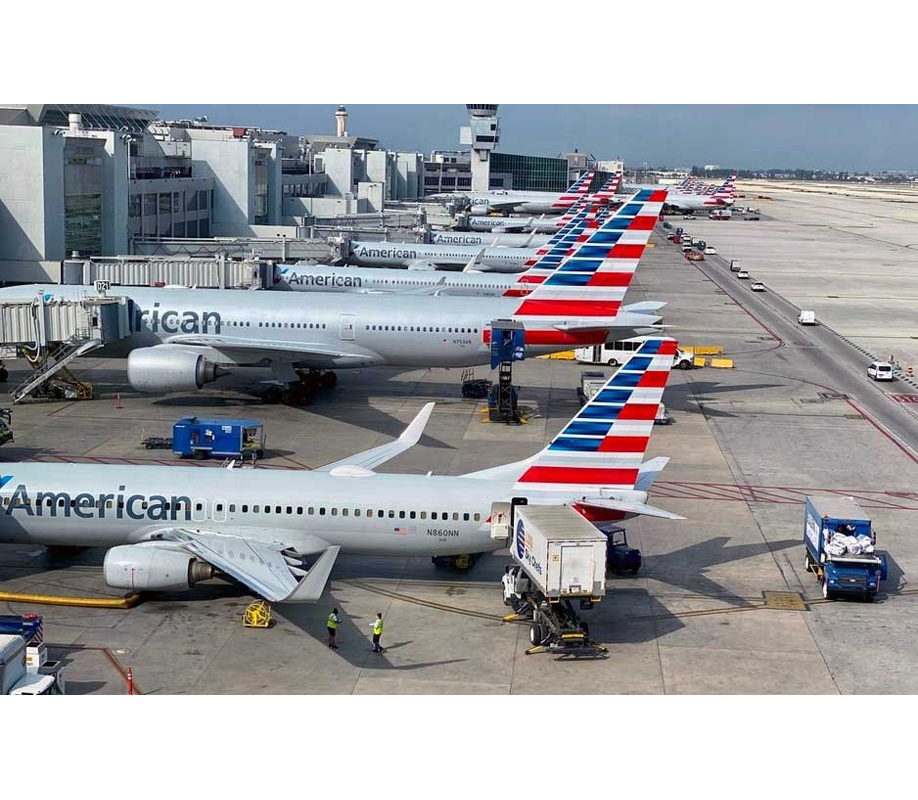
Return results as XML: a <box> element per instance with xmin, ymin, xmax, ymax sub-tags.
<box><xmin>576</xmin><ymin>338</ymin><xmax>694</xmax><ymax>369</ymax></box>
<box><xmin>867</xmin><ymin>361</ymin><xmax>894</xmax><ymax>382</ymax></box>
<box><xmin>798</xmin><ymin>309</ymin><xmax>816</xmax><ymax>325</ymax></box>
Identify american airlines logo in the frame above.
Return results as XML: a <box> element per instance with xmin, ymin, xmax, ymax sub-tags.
<box><xmin>355</xmin><ymin>246</ymin><xmax>419</xmax><ymax>260</ymax></box>
<box><xmin>433</xmin><ymin>234</ymin><xmax>486</xmax><ymax>245</ymax></box>
<box><xmin>284</xmin><ymin>273</ymin><xmax>363</xmax><ymax>289</ymax></box>
<box><xmin>134</xmin><ymin>302</ymin><xmax>222</xmax><ymax>335</ymax></box>
<box><xmin>3</xmin><ymin>483</ymin><xmax>195</xmax><ymax>522</ymax></box>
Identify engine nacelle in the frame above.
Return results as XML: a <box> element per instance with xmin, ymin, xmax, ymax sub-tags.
<box><xmin>469</xmin><ymin>204</ymin><xmax>489</xmax><ymax>216</ymax></box>
<box><xmin>104</xmin><ymin>545</ymin><xmax>215</xmax><ymax>592</ymax></box>
<box><xmin>127</xmin><ymin>347</ymin><xmax>224</xmax><ymax>393</ymax></box>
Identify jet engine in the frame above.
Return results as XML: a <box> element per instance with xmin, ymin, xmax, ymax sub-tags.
<box><xmin>103</xmin><ymin>545</ymin><xmax>215</xmax><ymax>592</ymax></box>
<box><xmin>127</xmin><ymin>347</ymin><xmax>226</xmax><ymax>393</ymax></box>
<box><xmin>469</xmin><ymin>204</ymin><xmax>489</xmax><ymax>216</ymax></box>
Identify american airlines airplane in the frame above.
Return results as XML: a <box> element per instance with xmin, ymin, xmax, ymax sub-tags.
<box><xmin>0</xmin><ymin>190</ymin><xmax>667</xmax><ymax>403</ymax></box>
<box><xmin>347</xmin><ymin>238</ymin><xmax>539</xmax><ymax>273</ymax></box>
<box><xmin>0</xmin><ymin>338</ymin><xmax>680</xmax><ymax>603</ymax></box>
<box><xmin>429</xmin><ymin>230</ymin><xmax>551</xmax><ymax>248</ymax></box>
<box><xmin>279</xmin><ymin>203</ymin><xmax>608</xmax><ymax>295</ymax></box>
<box><xmin>437</xmin><ymin>169</ymin><xmax>596</xmax><ymax>217</ymax></box>
<box><xmin>465</xmin><ymin>172</ymin><xmax>622</xmax><ymax>233</ymax></box>
<box><xmin>626</xmin><ymin>175</ymin><xmax>736</xmax><ymax>212</ymax></box>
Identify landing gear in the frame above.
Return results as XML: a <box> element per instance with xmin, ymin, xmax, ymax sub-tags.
<box><xmin>431</xmin><ymin>553</ymin><xmax>480</xmax><ymax>571</ymax></box>
<box><xmin>260</xmin><ymin>370</ymin><xmax>337</xmax><ymax>406</ymax></box>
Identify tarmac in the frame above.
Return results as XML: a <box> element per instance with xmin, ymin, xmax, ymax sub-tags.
<box><xmin>3</xmin><ymin>183</ymin><xmax>918</xmax><ymax>694</ymax></box>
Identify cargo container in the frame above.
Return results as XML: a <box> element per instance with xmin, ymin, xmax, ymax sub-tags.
<box><xmin>803</xmin><ymin>496</ymin><xmax>887</xmax><ymax>600</ymax></box>
<box><xmin>172</xmin><ymin>417</ymin><xmax>265</xmax><ymax>461</ymax></box>
<box><xmin>511</xmin><ymin>505</ymin><xmax>606</xmax><ymax>601</ymax></box>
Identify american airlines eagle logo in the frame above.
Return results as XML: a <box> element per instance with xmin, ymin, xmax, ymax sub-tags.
<box><xmin>0</xmin><ymin>475</ymin><xmax>12</xmax><ymax>489</ymax></box>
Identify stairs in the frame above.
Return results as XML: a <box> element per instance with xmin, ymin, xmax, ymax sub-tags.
<box><xmin>12</xmin><ymin>338</ymin><xmax>104</xmax><ymax>403</ymax></box>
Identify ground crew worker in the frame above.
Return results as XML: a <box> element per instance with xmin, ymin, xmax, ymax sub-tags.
<box><xmin>327</xmin><ymin>607</ymin><xmax>340</xmax><ymax>649</ymax></box>
<box><xmin>370</xmin><ymin>612</ymin><xmax>384</xmax><ymax>653</ymax></box>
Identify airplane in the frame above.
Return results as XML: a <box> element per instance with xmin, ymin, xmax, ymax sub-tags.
<box><xmin>0</xmin><ymin>337</ymin><xmax>681</xmax><ymax>603</ymax></box>
<box><xmin>434</xmin><ymin>169</ymin><xmax>596</xmax><ymax>217</ymax></box>
<box><xmin>429</xmin><ymin>230</ymin><xmax>552</xmax><ymax>248</ymax></box>
<box><xmin>465</xmin><ymin>172</ymin><xmax>622</xmax><ymax>233</ymax></box>
<box><xmin>0</xmin><ymin>189</ymin><xmax>667</xmax><ymax>403</ymax></box>
<box><xmin>348</xmin><ymin>186</ymin><xmax>619</xmax><ymax>273</ymax></box>
<box><xmin>626</xmin><ymin>175</ymin><xmax>736</xmax><ymax>212</ymax></box>
<box><xmin>275</xmin><ymin>203</ymin><xmax>613</xmax><ymax>296</ymax></box>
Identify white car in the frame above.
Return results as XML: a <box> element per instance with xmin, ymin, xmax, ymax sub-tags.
<box><xmin>737</xmin><ymin>270</ymin><xmax>750</xmax><ymax>279</ymax></box>
<box><xmin>798</xmin><ymin>309</ymin><xmax>816</xmax><ymax>325</ymax></box>
<box><xmin>751</xmin><ymin>281</ymin><xmax>765</xmax><ymax>292</ymax></box>
<box><xmin>867</xmin><ymin>361</ymin><xmax>894</xmax><ymax>382</ymax></box>
<box><xmin>705</xmin><ymin>245</ymin><xmax>718</xmax><ymax>255</ymax></box>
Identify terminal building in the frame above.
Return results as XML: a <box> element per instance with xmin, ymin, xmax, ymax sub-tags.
<box><xmin>0</xmin><ymin>104</ymin><xmax>426</xmax><ymax>281</ymax></box>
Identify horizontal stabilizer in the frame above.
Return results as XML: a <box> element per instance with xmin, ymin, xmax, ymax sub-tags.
<box><xmin>580</xmin><ymin>497</ymin><xmax>684</xmax><ymax>520</ymax></box>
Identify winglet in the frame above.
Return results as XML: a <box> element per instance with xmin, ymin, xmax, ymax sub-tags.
<box><xmin>463</xmin><ymin>249</ymin><xmax>485</xmax><ymax>273</ymax></box>
<box><xmin>281</xmin><ymin>546</ymin><xmax>341</xmax><ymax>603</ymax></box>
<box><xmin>400</xmin><ymin>401</ymin><xmax>435</xmax><ymax>445</ymax></box>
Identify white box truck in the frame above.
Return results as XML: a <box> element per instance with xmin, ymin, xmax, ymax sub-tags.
<box><xmin>503</xmin><ymin>505</ymin><xmax>609</xmax><ymax>656</ymax></box>
<box><xmin>511</xmin><ymin>505</ymin><xmax>606</xmax><ymax>601</ymax></box>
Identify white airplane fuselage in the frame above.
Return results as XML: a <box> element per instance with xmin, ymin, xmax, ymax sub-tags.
<box><xmin>0</xmin><ymin>463</ymin><xmax>649</xmax><ymax>555</ymax></box>
<box><xmin>431</xmin><ymin>231</ymin><xmax>552</xmax><ymax>247</ymax></box>
<box><xmin>349</xmin><ymin>241</ymin><xmax>537</xmax><ymax>272</ymax></box>
<box><xmin>275</xmin><ymin>264</ymin><xmax>520</xmax><ymax>298</ymax></box>
<box><xmin>0</xmin><ymin>284</ymin><xmax>644</xmax><ymax>372</ymax></box>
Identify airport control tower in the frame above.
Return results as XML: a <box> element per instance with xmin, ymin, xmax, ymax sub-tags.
<box><xmin>461</xmin><ymin>104</ymin><xmax>500</xmax><ymax>192</ymax></box>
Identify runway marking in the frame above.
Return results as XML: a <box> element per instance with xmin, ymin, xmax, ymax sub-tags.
<box><xmin>889</xmin><ymin>394</ymin><xmax>918</xmax><ymax>403</ymax></box>
<box><xmin>652</xmin><ymin>481</ymin><xmax>918</xmax><ymax>510</ymax></box>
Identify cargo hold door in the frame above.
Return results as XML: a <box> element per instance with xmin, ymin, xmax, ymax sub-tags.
<box><xmin>560</xmin><ymin>544</ymin><xmax>593</xmax><ymax>595</ymax></box>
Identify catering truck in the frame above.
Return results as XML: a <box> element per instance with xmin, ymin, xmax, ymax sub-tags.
<box><xmin>803</xmin><ymin>496</ymin><xmax>888</xmax><ymax>601</ymax></box>
<box><xmin>500</xmin><ymin>505</ymin><xmax>608</xmax><ymax>656</ymax></box>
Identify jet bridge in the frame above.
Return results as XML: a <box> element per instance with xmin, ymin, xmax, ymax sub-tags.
<box><xmin>0</xmin><ymin>288</ymin><xmax>132</xmax><ymax>403</ymax></box>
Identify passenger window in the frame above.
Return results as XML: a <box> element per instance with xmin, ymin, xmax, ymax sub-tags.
<box><xmin>286</xmin><ymin>506</ymin><xmax>292</xmax><ymax>514</ymax></box>
<box><xmin>354</xmin><ymin>509</ymin><xmax>361</xmax><ymax>517</ymax></box>
<box><xmin>410</xmin><ymin>511</ymin><xmax>416</xmax><ymax>519</ymax></box>
<box><xmin>474</xmin><ymin>513</ymin><xmax>481</xmax><ymax>522</ymax></box>
<box><xmin>399</xmin><ymin>511</ymin><xmax>406</xmax><ymax>519</ymax></box>
<box><xmin>297</xmin><ymin>507</ymin><xmax>303</xmax><ymax>515</ymax></box>
<box><xmin>265</xmin><ymin>506</ymin><xmax>271</xmax><ymax>514</ymax></box>
<box><xmin>229</xmin><ymin>504</ymin><xmax>236</xmax><ymax>513</ymax></box>
<box><xmin>342</xmin><ymin>508</ymin><xmax>349</xmax><ymax>517</ymax></box>
<box><xmin>388</xmin><ymin>510</ymin><xmax>395</xmax><ymax>518</ymax></box>
<box><xmin>308</xmin><ymin>507</ymin><xmax>314</xmax><ymax>515</ymax></box>
<box><xmin>421</xmin><ymin>511</ymin><xmax>427</xmax><ymax>520</ymax></box>
<box><xmin>253</xmin><ymin>505</ymin><xmax>260</xmax><ymax>513</ymax></box>
<box><xmin>452</xmin><ymin>512</ymin><xmax>459</xmax><ymax>521</ymax></box>
<box><xmin>432</xmin><ymin>512</ymin><xmax>438</xmax><ymax>520</ymax></box>
<box><xmin>378</xmin><ymin>510</ymin><xmax>384</xmax><ymax>518</ymax></box>
<box><xmin>216</xmin><ymin>504</ymin><xmax>223</xmax><ymax>512</ymax></box>
<box><xmin>275</xmin><ymin>506</ymin><xmax>281</xmax><ymax>514</ymax></box>
<box><xmin>463</xmin><ymin>513</ymin><xmax>469</xmax><ymax>521</ymax></box>
<box><xmin>195</xmin><ymin>503</ymin><xmax>203</xmax><ymax>512</ymax></box>
<box><xmin>331</xmin><ymin>508</ymin><xmax>338</xmax><ymax>516</ymax></box>
<box><xmin>319</xmin><ymin>507</ymin><xmax>326</xmax><ymax>516</ymax></box>
<box><xmin>242</xmin><ymin>505</ymin><xmax>249</xmax><ymax>513</ymax></box>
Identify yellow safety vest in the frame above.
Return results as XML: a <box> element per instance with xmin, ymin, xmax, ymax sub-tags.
<box><xmin>327</xmin><ymin>613</ymin><xmax>338</xmax><ymax>630</ymax></box>
<box><xmin>373</xmin><ymin>618</ymin><xmax>383</xmax><ymax>635</ymax></box>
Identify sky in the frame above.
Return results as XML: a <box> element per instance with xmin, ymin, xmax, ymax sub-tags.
<box><xmin>147</xmin><ymin>105</ymin><xmax>918</xmax><ymax>172</ymax></box>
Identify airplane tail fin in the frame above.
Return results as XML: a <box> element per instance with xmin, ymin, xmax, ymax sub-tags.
<box><xmin>551</xmin><ymin>168</ymin><xmax>596</xmax><ymax>210</ymax></box>
<box><xmin>512</xmin><ymin>337</ymin><xmax>677</xmax><ymax>493</ymax></box>
<box><xmin>510</xmin><ymin>189</ymin><xmax>666</xmax><ymax>320</ymax></box>
<box><xmin>462</xmin><ymin>339</ymin><xmax>677</xmax><ymax>491</ymax></box>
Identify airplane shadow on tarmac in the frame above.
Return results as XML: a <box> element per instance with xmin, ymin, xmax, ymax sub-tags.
<box><xmin>664</xmin><ymin>380</ymin><xmax>785</xmax><ymax>419</ymax></box>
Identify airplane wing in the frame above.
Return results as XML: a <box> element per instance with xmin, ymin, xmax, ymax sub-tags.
<box><xmin>314</xmin><ymin>402</ymin><xmax>434</xmax><ymax>472</ymax></box>
<box><xmin>163</xmin><ymin>334</ymin><xmax>365</xmax><ymax>363</ymax></box>
<box><xmin>162</xmin><ymin>529</ymin><xmax>341</xmax><ymax>603</ymax></box>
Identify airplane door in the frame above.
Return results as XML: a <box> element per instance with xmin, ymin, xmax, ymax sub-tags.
<box><xmin>212</xmin><ymin>498</ymin><xmax>227</xmax><ymax>523</ymax></box>
<box><xmin>339</xmin><ymin>313</ymin><xmax>356</xmax><ymax>341</ymax></box>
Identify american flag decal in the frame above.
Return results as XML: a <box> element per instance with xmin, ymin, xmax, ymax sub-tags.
<box><xmin>393</xmin><ymin>526</ymin><xmax>407</xmax><ymax>535</ymax></box>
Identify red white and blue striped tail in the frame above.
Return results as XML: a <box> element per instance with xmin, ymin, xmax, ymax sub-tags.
<box><xmin>591</xmin><ymin>171</ymin><xmax>622</xmax><ymax>203</ymax></box>
<box><xmin>551</xmin><ymin>169</ymin><xmax>596</xmax><ymax>209</ymax></box>
<box><xmin>512</xmin><ymin>188</ymin><xmax>667</xmax><ymax>321</ymax></box>
<box><xmin>512</xmin><ymin>337</ymin><xmax>678</xmax><ymax>493</ymax></box>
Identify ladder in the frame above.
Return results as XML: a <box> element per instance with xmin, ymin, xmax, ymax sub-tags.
<box><xmin>11</xmin><ymin>338</ymin><xmax>104</xmax><ymax>403</ymax></box>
